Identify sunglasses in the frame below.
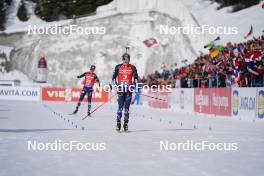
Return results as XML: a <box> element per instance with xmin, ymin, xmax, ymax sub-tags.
<box><xmin>122</xmin><ymin>57</ymin><xmax>129</xmax><ymax>61</ymax></box>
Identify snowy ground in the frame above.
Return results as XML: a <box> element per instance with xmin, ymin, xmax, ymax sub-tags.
<box><xmin>0</xmin><ymin>100</ymin><xmax>264</xmax><ymax>176</ymax></box>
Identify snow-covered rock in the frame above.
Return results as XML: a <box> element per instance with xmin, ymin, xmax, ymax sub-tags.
<box><xmin>0</xmin><ymin>45</ymin><xmax>14</xmax><ymax>73</ymax></box>
<box><xmin>5</xmin><ymin>0</ymin><xmax>44</xmax><ymax>33</ymax></box>
<box><xmin>0</xmin><ymin>0</ymin><xmax>211</xmax><ymax>87</ymax></box>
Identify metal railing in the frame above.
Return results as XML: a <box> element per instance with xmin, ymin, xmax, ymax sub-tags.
<box><xmin>177</xmin><ymin>74</ymin><xmax>264</xmax><ymax>88</ymax></box>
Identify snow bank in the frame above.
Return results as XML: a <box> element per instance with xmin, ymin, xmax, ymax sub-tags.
<box><xmin>0</xmin><ymin>70</ymin><xmax>33</xmax><ymax>82</ymax></box>
<box><xmin>183</xmin><ymin>0</ymin><xmax>264</xmax><ymax>44</ymax></box>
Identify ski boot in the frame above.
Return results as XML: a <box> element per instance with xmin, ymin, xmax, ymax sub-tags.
<box><xmin>116</xmin><ymin>120</ymin><xmax>121</xmax><ymax>132</ymax></box>
<box><xmin>72</xmin><ymin>107</ymin><xmax>79</xmax><ymax>114</ymax></box>
<box><xmin>87</xmin><ymin>110</ymin><xmax>91</xmax><ymax>117</ymax></box>
<box><xmin>88</xmin><ymin>104</ymin><xmax>91</xmax><ymax>116</ymax></box>
<box><xmin>123</xmin><ymin>120</ymin><xmax>129</xmax><ymax>133</ymax></box>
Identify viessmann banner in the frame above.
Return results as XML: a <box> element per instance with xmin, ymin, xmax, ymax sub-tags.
<box><xmin>42</xmin><ymin>87</ymin><xmax>109</xmax><ymax>102</ymax></box>
<box><xmin>0</xmin><ymin>86</ymin><xmax>41</xmax><ymax>101</ymax></box>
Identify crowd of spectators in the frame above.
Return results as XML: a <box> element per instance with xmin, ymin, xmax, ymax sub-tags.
<box><xmin>140</xmin><ymin>34</ymin><xmax>264</xmax><ymax>88</ymax></box>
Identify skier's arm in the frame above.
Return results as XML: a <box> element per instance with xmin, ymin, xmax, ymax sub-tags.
<box><xmin>95</xmin><ymin>74</ymin><xmax>101</xmax><ymax>87</ymax></box>
<box><xmin>132</xmin><ymin>65</ymin><xmax>140</xmax><ymax>92</ymax></box>
<box><xmin>77</xmin><ymin>72</ymin><xmax>86</xmax><ymax>79</ymax></box>
<box><xmin>132</xmin><ymin>65</ymin><xmax>139</xmax><ymax>82</ymax></box>
<box><xmin>112</xmin><ymin>65</ymin><xmax>119</xmax><ymax>85</ymax></box>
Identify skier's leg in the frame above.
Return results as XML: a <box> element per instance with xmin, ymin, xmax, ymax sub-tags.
<box><xmin>73</xmin><ymin>87</ymin><xmax>86</xmax><ymax>114</ymax></box>
<box><xmin>117</xmin><ymin>92</ymin><xmax>125</xmax><ymax>121</ymax></box>
<box><xmin>123</xmin><ymin>92</ymin><xmax>132</xmax><ymax>132</ymax></box>
<box><xmin>116</xmin><ymin>92</ymin><xmax>125</xmax><ymax>131</ymax></box>
<box><xmin>87</xmin><ymin>87</ymin><xmax>93</xmax><ymax>115</ymax></box>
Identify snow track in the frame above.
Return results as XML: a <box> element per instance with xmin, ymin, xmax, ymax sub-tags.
<box><xmin>0</xmin><ymin>100</ymin><xmax>263</xmax><ymax>176</ymax></box>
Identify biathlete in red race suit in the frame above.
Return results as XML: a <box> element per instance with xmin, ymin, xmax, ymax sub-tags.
<box><xmin>73</xmin><ymin>65</ymin><xmax>100</xmax><ymax>116</ymax></box>
<box><xmin>112</xmin><ymin>53</ymin><xmax>139</xmax><ymax>132</ymax></box>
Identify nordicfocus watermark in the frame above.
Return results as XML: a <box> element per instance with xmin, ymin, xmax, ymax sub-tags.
<box><xmin>27</xmin><ymin>140</ymin><xmax>106</xmax><ymax>151</ymax></box>
<box><xmin>159</xmin><ymin>24</ymin><xmax>238</xmax><ymax>35</ymax></box>
<box><xmin>96</xmin><ymin>83</ymin><xmax>172</xmax><ymax>93</ymax></box>
<box><xmin>28</xmin><ymin>24</ymin><xmax>106</xmax><ymax>35</ymax></box>
<box><xmin>160</xmin><ymin>140</ymin><xmax>238</xmax><ymax>152</ymax></box>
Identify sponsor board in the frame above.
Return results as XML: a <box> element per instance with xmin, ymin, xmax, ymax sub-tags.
<box><xmin>180</xmin><ymin>89</ymin><xmax>194</xmax><ymax>112</ymax></box>
<box><xmin>257</xmin><ymin>88</ymin><xmax>264</xmax><ymax>119</ymax></box>
<box><xmin>170</xmin><ymin>89</ymin><xmax>181</xmax><ymax>110</ymax></box>
<box><xmin>194</xmin><ymin>88</ymin><xmax>231</xmax><ymax>116</ymax></box>
<box><xmin>170</xmin><ymin>89</ymin><xmax>194</xmax><ymax>112</ymax></box>
<box><xmin>42</xmin><ymin>87</ymin><xmax>109</xmax><ymax>102</ymax></box>
<box><xmin>211</xmin><ymin>88</ymin><xmax>231</xmax><ymax>116</ymax></box>
<box><xmin>232</xmin><ymin>88</ymin><xmax>257</xmax><ymax>121</ymax></box>
<box><xmin>194</xmin><ymin>88</ymin><xmax>211</xmax><ymax>114</ymax></box>
<box><xmin>0</xmin><ymin>86</ymin><xmax>41</xmax><ymax>101</ymax></box>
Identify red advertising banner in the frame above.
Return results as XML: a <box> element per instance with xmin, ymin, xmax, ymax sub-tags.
<box><xmin>194</xmin><ymin>88</ymin><xmax>211</xmax><ymax>114</ymax></box>
<box><xmin>211</xmin><ymin>88</ymin><xmax>231</xmax><ymax>116</ymax></box>
<box><xmin>42</xmin><ymin>87</ymin><xmax>109</xmax><ymax>102</ymax></box>
<box><xmin>148</xmin><ymin>92</ymin><xmax>169</xmax><ymax>109</ymax></box>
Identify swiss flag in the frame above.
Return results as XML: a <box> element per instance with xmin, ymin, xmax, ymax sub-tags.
<box><xmin>143</xmin><ymin>38</ymin><xmax>157</xmax><ymax>48</ymax></box>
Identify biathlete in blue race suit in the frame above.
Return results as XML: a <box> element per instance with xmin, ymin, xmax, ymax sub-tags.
<box><xmin>112</xmin><ymin>53</ymin><xmax>139</xmax><ymax>132</ymax></box>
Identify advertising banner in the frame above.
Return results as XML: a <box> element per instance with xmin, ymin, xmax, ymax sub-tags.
<box><xmin>256</xmin><ymin>88</ymin><xmax>264</xmax><ymax>119</ymax></box>
<box><xmin>180</xmin><ymin>88</ymin><xmax>194</xmax><ymax>112</ymax></box>
<box><xmin>194</xmin><ymin>88</ymin><xmax>211</xmax><ymax>114</ymax></box>
<box><xmin>0</xmin><ymin>86</ymin><xmax>41</xmax><ymax>101</ymax></box>
<box><xmin>42</xmin><ymin>87</ymin><xmax>109</xmax><ymax>102</ymax></box>
<box><xmin>232</xmin><ymin>88</ymin><xmax>257</xmax><ymax>121</ymax></box>
<box><xmin>170</xmin><ymin>89</ymin><xmax>181</xmax><ymax>110</ymax></box>
<box><xmin>170</xmin><ymin>89</ymin><xmax>194</xmax><ymax>112</ymax></box>
<box><xmin>211</xmin><ymin>88</ymin><xmax>231</xmax><ymax>116</ymax></box>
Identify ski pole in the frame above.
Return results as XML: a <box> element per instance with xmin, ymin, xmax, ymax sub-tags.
<box><xmin>140</xmin><ymin>93</ymin><xmax>167</xmax><ymax>102</ymax></box>
<box><xmin>82</xmin><ymin>93</ymin><xmax>118</xmax><ymax>120</ymax></box>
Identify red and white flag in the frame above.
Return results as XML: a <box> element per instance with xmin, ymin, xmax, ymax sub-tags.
<box><xmin>244</xmin><ymin>25</ymin><xmax>253</xmax><ymax>39</ymax></box>
<box><xmin>143</xmin><ymin>38</ymin><xmax>157</xmax><ymax>48</ymax></box>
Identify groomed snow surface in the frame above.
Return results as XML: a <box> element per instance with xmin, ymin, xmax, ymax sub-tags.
<box><xmin>0</xmin><ymin>100</ymin><xmax>263</xmax><ymax>176</ymax></box>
